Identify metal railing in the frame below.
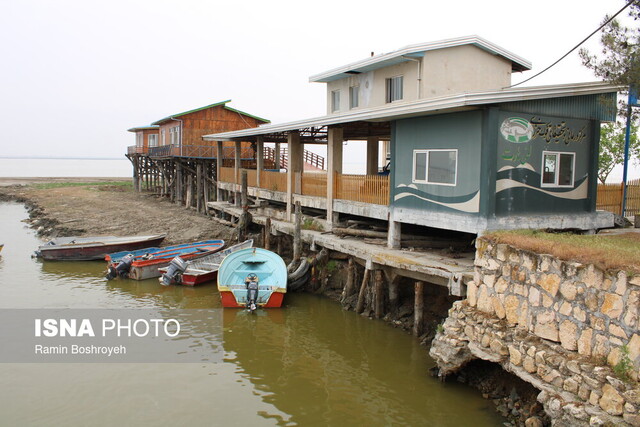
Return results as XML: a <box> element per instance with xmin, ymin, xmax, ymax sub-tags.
<box><xmin>127</xmin><ymin>145</ymin><xmax>147</xmax><ymax>155</ymax></box>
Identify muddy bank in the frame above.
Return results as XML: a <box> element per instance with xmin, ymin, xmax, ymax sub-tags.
<box><xmin>0</xmin><ymin>181</ymin><xmax>233</xmax><ymax>245</ymax></box>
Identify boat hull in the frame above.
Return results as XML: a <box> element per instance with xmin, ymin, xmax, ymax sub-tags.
<box><xmin>158</xmin><ymin>240</ymin><xmax>253</xmax><ymax>286</ymax></box>
<box><xmin>219</xmin><ymin>289</ymin><xmax>285</xmax><ymax>308</ymax></box>
<box><xmin>217</xmin><ymin>247</ymin><xmax>287</xmax><ymax>309</ymax></box>
<box><xmin>38</xmin><ymin>234</ymin><xmax>167</xmax><ymax>261</ymax></box>
<box><xmin>106</xmin><ymin>240</ymin><xmax>224</xmax><ymax>281</ymax></box>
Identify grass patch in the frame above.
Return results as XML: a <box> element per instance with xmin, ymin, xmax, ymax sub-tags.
<box><xmin>32</xmin><ymin>181</ymin><xmax>132</xmax><ymax>190</ymax></box>
<box><xmin>484</xmin><ymin>230</ymin><xmax>640</xmax><ymax>273</ymax></box>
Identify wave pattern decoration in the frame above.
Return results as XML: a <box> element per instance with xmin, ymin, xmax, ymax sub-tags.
<box><xmin>495</xmin><ymin>178</ymin><xmax>588</xmax><ymax>200</ymax></box>
<box><xmin>394</xmin><ymin>189</ymin><xmax>480</xmax><ymax>213</ymax></box>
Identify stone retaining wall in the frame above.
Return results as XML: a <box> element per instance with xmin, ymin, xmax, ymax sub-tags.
<box><xmin>430</xmin><ymin>238</ymin><xmax>640</xmax><ymax>426</ymax></box>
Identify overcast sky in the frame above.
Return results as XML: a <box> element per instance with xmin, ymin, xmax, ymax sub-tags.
<box><xmin>0</xmin><ymin>0</ymin><xmax>631</xmax><ymax>161</ymax></box>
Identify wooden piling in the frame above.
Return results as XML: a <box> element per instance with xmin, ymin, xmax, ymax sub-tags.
<box><xmin>196</xmin><ymin>163</ymin><xmax>203</xmax><ymax>213</ymax></box>
<box><xmin>293</xmin><ymin>201</ymin><xmax>302</xmax><ymax>263</ymax></box>
<box><xmin>341</xmin><ymin>257</ymin><xmax>355</xmax><ymax>303</ymax></box>
<box><xmin>413</xmin><ymin>281</ymin><xmax>424</xmax><ymax>336</ymax></box>
<box><xmin>264</xmin><ymin>217</ymin><xmax>271</xmax><ymax>250</ymax></box>
<box><xmin>374</xmin><ymin>270</ymin><xmax>384</xmax><ymax>319</ymax></box>
<box><xmin>356</xmin><ymin>266</ymin><xmax>371</xmax><ymax>314</ymax></box>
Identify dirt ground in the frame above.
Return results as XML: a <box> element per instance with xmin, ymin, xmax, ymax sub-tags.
<box><xmin>0</xmin><ymin>178</ymin><xmax>234</xmax><ymax>245</ymax></box>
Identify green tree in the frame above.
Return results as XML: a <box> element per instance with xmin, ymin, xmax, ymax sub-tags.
<box><xmin>579</xmin><ymin>0</ymin><xmax>640</xmax><ymax>110</ymax></box>
<box><xmin>598</xmin><ymin>121</ymin><xmax>639</xmax><ymax>183</ymax></box>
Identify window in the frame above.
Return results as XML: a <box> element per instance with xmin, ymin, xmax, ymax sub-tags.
<box><xmin>412</xmin><ymin>149</ymin><xmax>457</xmax><ymax>186</ymax></box>
<box><xmin>386</xmin><ymin>75</ymin><xmax>403</xmax><ymax>103</ymax></box>
<box><xmin>331</xmin><ymin>90</ymin><xmax>340</xmax><ymax>112</ymax></box>
<box><xmin>542</xmin><ymin>151</ymin><xmax>575</xmax><ymax>187</ymax></box>
<box><xmin>169</xmin><ymin>126</ymin><xmax>180</xmax><ymax>145</ymax></box>
<box><xmin>148</xmin><ymin>134</ymin><xmax>158</xmax><ymax>148</ymax></box>
<box><xmin>349</xmin><ymin>86</ymin><xmax>359</xmax><ymax>109</ymax></box>
<box><xmin>161</xmin><ymin>129</ymin><xmax>166</xmax><ymax>146</ymax></box>
<box><xmin>136</xmin><ymin>133</ymin><xmax>143</xmax><ymax>147</ymax></box>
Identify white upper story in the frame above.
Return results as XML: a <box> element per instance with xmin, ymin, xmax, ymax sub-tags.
<box><xmin>309</xmin><ymin>36</ymin><xmax>532</xmax><ymax>114</ymax></box>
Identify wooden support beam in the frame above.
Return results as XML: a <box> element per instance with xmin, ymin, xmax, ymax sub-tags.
<box><xmin>413</xmin><ymin>281</ymin><xmax>425</xmax><ymax>336</ymax></box>
<box><xmin>196</xmin><ymin>162</ymin><xmax>203</xmax><ymax>213</ymax></box>
<box><xmin>356</xmin><ymin>266</ymin><xmax>371</xmax><ymax>314</ymax></box>
<box><xmin>264</xmin><ymin>217</ymin><xmax>271</xmax><ymax>250</ymax></box>
<box><xmin>341</xmin><ymin>257</ymin><xmax>355</xmax><ymax>304</ymax></box>
<box><xmin>293</xmin><ymin>201</ymin><xmax>302</xmax><ymax>263</ymax></box>
<box><xmin>374</xmin><ymin>269</ymin><xmax>384</xmax><ymax>319</ymax></box>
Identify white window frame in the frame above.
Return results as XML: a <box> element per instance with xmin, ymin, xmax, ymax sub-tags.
<box><xmin>136</xmin><ymin>133</ymin><xmax>143</xmax><ymax>147</ymax></box>
<box><xmin>412</xmin><ymin>149</ymin><xmax>458</xmax><ymax>186</ymax></box>
<box><xmin>386</xmin><ymin>75</ymin><xmax>403</xmax><ymax>103</ymax></box>
<box><xmin>148</xmin><ymin>134</ymin><xmax>158</xmax><ymax>148</ymax></box>
<box><xmin>161</xmin><ymin>129</ymin><xmax>166</xmax><ymax>146</ymax></box>
<box><xmin>541</xmin><ymin>151</ymin><xmax>575</xmax><ymax>188</ymax></box>
<box><xmin>349</xmin><ymin>85</ymin><xmax>359</xmax><ymax>109</ymax></box>
<box><xmin>331</xmin><ymin>90</ymin><xmax>340</xmax><ymax>113</ymax></box>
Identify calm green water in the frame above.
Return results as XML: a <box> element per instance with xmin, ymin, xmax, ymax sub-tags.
<box><xmin>0</xmin><ymin>201</ymin><xmax>504</xmax><ymax>426</ymax></box>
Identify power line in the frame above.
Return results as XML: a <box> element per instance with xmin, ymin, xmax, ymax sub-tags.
<box><xmin>508</xmin><ymin>0</ymin><xmax>636</xmax><ymax>88</ymax></box>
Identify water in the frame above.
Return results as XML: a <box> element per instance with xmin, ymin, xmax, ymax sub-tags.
<box><xmin>0</xmin><ymin>158</ymin><xmax>132</xmax><ymax>178</ymax></box>
<box><xmin>0</xmin><ymin>202</ymin><xmax>504</xmax><ymax>426</ymax></box>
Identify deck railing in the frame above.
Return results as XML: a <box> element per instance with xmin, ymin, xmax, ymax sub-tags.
<box><xmin>597</xmin><ymin>178</ymin><xmax>640</xmax><ymax>217</ymax></box>
<box><xmin>216</xmin><ymin>168</ymin><xmax>389</xmax><ymax>206</ymax></box>
<box><xmin>148</xmin><ymin>144</ymin><xmax>218</xmax><ymax>158</ymax></box>
<box><xmin>264</xmin><ymin>147</ymin><xmax>325</xmax><ymax>170</ymax></box>
<box><xmin>127</xmin><ymin>145</ymin><xmax>146</xmax><ymax>155</ymax></box>
<box><xmin>335</xmin><ymin>173</ymin><xmax>389</xmax><ymax>205</ymax></box>
<box><xmin>301</xmin><ymin>172</ymin><xmax>327</xmax><ymax>197</ymax></box>
<box><xmin>260</xmin><ymin>170</ymin><xmax>287</xmax><ymax>192</ymax></box>
<box><xmin>219</xmin><ymin>167</ymin><xmax>236</xmax><ymax>184</ymax></box>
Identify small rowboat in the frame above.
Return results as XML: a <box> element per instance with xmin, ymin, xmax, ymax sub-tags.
<box><xmin>217</xmin><ymin>247</ymin><xmax>287</xmax><ymax>311</ymax></box>
<box><xmin>106</xmin><ymin>239</ymin><xmax>224</xmax><ymax>281</ymax></box>
<box><xmin>35</xmin><ymin>234</ymin><xmax>167</xmax><ymax>261</ymax></box>
<box><xmin>158</xmin><ymin>240</ymin><xmax>253</xmax><ymax>286</ymax></box>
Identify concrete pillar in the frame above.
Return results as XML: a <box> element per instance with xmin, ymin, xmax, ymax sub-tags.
<box><xmin>286</xmin><ymin>131</ymin><xmax>302</xmax><ymax>221</ymax></box>
<box><xmin>235</xmin><ymin>141</ymin><xmax>241</xmax><ymax>207</ymax></box>
<box><xmin>366</xmin><ymin>136</ymin><xmax>379</xmax><ymax>175</ymax></box>
<box><xmin>274</xmin><ymin>143</ymin><xmax>281</xmax><ymax>169</ymax></box>
<box><xmin>216</xmin><ymin>141</ymin><xmax>223</xmax><ymax>201</ymax></box>
<box><xmin>326</xmin><ymin>127</ymin><xmax>344</xmax><ymax>229</ymax></box>
<box><xmin>256</xmin><ymin>136</ymin><xmax>264</xmax><ymax>188</ymax></box>
<box><xmin>387</xmin><ymin>209</ymin><xmax>401</xmax><ymax>249</ymax></box>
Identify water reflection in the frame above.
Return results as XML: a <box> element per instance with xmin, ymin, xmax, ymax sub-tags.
<box><xmin>0</xmin><ymin>201</ymin><xmax>503</xmax><ymax>426</ymax></box>
<box><xmin>221</xmin><ymin>296</ymin><xmax>501</xmax><ymax>426</ymax></box>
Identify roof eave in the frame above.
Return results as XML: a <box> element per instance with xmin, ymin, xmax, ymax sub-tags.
<box><xmin>309</xmin><ymin>35</ymin><xmax>532</xmax><ymax>83</ymax></box>
<box><xmin>202</xmin><ymin>82</ymin><xmax>619</xmax><ymax>141</ymax></box>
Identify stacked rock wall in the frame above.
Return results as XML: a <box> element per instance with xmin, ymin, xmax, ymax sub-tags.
<box><xmin>430</xmin><ymin>238</ymin><xmax>640</xmax><ymax>426</ymax></box>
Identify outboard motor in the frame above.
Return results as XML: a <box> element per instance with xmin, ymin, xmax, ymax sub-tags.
<box><xmin>160</xmin><ymin>256</ymin><xmax>187</xmax><ymax>286</ymax></box>
<box><xmin>245</xmin><ymin>273</ymin><xmax>259</xmax><ymax>313</ymax></box>
<box><xmin>105</xmin><ymin>253</ymin><xmax>134</xmax><ymax>280</ymax></box>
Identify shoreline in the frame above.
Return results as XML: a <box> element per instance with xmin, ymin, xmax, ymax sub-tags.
<box><xmin>0</xmin><ymin>177</ymin><xmax>130</xmax><ymax>187</ymax></box>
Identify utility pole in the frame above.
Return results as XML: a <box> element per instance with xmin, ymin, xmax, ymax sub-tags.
<box><xmin>622</xmin><ymin>87</ymin><xmax>639</xmax><ymax>216</ymax></box>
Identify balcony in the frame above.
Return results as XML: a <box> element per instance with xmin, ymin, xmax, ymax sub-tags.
<box><xmin>218</xmin><ymin>168</ymin><xmax>389</xmax><ymax>206</ymax></box>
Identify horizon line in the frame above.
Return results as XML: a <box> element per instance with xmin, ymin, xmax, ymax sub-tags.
<box><xmin>0</xmin><ymin>156</ymin><xmax>125</xmax><ymax>161</ymax></box>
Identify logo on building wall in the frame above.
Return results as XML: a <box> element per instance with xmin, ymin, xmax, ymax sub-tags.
<box><xmin>500</xmin><ymin>117</ymin><xmax>534</xmax><ymax>143</ymax></box>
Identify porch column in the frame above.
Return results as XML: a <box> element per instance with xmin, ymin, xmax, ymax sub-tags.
<box><xmin>235</xmin><ymin>141</ymin><xmax>241</xmax><ymax>207</ymax></box>
<box><xmin>274</xmin><ymin>143</ymin><xmax>281</xmax><ymax>169</ymax></box>
<box><xmin>326</xmin><ymin>126</ymin><xmax>343</xmax><ymax>229</ymax></box>
<box><xmin>216</xmin><ymin>141</ymin><xmax>223</xmax><ymax>201</ymax></box>
<box><xmin>366</xmin><ymin>136</ymin><xmax>379</xmax><ymax>175</ymax></box>
<box><xmin>286</xmin><ymin>131</ymin><xmax>302</xmax><ymax>221</ymax></box>
<box><xmin>256</xmin><ymin>136</ymin><xmax>264</xmax><ymax>188</ymax></box>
